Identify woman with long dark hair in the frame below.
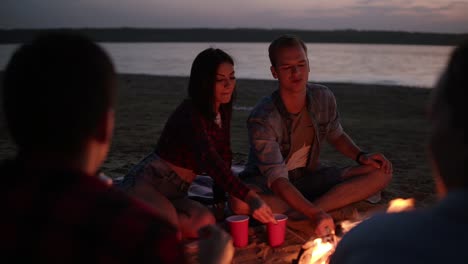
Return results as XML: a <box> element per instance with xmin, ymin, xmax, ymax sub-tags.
<box><xmin>120</xmin><ymin>48</ymin><xmax>275</xmax><ymax>238</ymax></box>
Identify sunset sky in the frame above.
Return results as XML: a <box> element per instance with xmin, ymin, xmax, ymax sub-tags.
<box><xmin>1</xmin><ymin>0</ymin><xmax>467</xmax><ymax>33</ymax></box>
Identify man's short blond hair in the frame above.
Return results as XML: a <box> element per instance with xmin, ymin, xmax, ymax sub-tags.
<box><xmin>268</xmin><ymin>34</ymin><xmax>307</xmax><ymax>67</ymax></box>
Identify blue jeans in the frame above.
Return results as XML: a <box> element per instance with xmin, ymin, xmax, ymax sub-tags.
<box><xmin>242</xmin><ymin>165</ymin><xmax>345</xmax><ymax>202</ymax></box>
<box><xmin>118</xmin><ymin>152</ymin><xmax>190</xmax><ymax>201</ymax></box>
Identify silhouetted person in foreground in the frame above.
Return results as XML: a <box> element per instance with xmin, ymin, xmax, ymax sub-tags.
<box><xmin>0</xmin><ymin>33</ymin><xmax>188</xmax><ymax>263</ymax></box>
<box><xmin>330</xmin><ymin>40</ymin><xmax>468</xmax><ymax>264</ymax></box>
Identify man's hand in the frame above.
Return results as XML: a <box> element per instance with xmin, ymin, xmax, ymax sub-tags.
<box><xmin>310</xmin><ymin>210</ymin><xmax>335</xmax><ymax>237</ymax></box>
<box><xmin>245</xmin><ymin>190</ymin><xmax>277</xmax><ymax>224</ymax></box>
<box><xmin>198</xmin><ymin>225</ymin><xmax>234</xmax><ymax>264</ymax></box>
<box><xmin>359</xmin><ymin>152</ymin><xmax>393</xmax><ymax>174</ymax></box>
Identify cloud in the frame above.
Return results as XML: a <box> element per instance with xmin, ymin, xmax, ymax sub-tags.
<box><xmin>0</xmin><ymin>0</ymin><xmax>467</xmax><ymax>33</ymax></box>
<box><xmin>292</xmin><ymin>1</ymin><xmax>468</xmax><ymax>32</ymax></box>
<box><xmin>438</xmin><ymin>1</ymin><xmax>468</xmax><ymax>20</ymax></box>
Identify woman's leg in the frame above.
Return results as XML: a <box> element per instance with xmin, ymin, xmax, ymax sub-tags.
<box><xmin>171</xmin><ymin>198</ymin><xmax>216</xmax><ymax>239</ymax></box>
<box><xmin>127</xmin><ymin>178</ymin><xmax>179</xmax><ymax>228</ymax></box>
<box><xmin>122</xmin><ymin>153</ymin><xmax>214</xmax><ymax>238</ymax></box>
<box><xmin>120</xmin><ymin>152</ymin><xmax>180</xmax><ymax>227</ymax></box>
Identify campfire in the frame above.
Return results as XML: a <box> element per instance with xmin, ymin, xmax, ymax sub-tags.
<box><xmin>295</xmin><ymin>198</ymin><xmax>415</xmax><ymax>264</ymax></box>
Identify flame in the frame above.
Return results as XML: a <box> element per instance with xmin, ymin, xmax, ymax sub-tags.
<box><xmin>299</xmin><ymin>197</ymin><xmax>416</xmax><ymax>264</ymax></box>
<box><xmin>339</xmin><ymin>220</ymin><xmax>361</xmax><ymax>234</ymax></box>
<box><xmin>386</xmin><ymin>198</ymin><xmax>415</xmax><ymax>213</ymax></box>
<box><xmin>302</xmin><ymin>238</ymin><xmax>335</xmax><ymax>264</ymax></box>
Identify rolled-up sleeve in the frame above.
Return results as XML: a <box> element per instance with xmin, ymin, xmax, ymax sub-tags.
<box><xmin>247</xmin><ymin>117</ymin><xmax>289</xmax><ymax>188</ymax></box>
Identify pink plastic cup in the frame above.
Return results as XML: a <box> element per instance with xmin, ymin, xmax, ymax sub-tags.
<box><xmin>226</xmin><ymin>215</ymin><xmax>250</xmax><ymax>247</ymax></box>
<box><xmin>267</xmin><ymin>213</ymin><xmax>288</xmax><ymax>247</ymax></box>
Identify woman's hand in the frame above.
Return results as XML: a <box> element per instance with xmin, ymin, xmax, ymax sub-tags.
<box><xmin>245</xmin><ymin>190</ymin><xmax>277</xmax><ymax>224</ymax></box>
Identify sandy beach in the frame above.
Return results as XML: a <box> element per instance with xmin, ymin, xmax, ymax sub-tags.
<box><xmin>0</xmin><ymin>73</ymin><xmax>435</xmax><ymax>207</ymax></box>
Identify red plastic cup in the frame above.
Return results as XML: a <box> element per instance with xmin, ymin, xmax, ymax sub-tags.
<box><xmin>267</xmin><ymin>213</ymin><xmax>288</xmax><ymax>247</ymax></box>
<box><xmin>226</xmin><ymin>215</ymin><xmax>249</xmax><ymax>247</ymax></box>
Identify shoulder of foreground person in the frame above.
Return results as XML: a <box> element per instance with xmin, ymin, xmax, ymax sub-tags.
<box><xmin>59</xmin><ymin>174</ymin><xmax>186</xmax><ymax>263</ymax></box>
<box><xmin>94</xmin><ymin>186</ymin><xmax>187</xmax><ymax>263</ymax></box>
<box><xmin>0</xmin><ymin>163</ymin><xmax>186</xmax><ymax>263</ymax></box>
<box><xmin>330</xmin><ymin>208</ymin><xmax>467</xmax><ymax>264</ymax></box>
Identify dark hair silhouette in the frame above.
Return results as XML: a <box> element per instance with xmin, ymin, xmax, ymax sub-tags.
<box><xmin>187</xmin><ymin>48</ymin><xmax>235</xmax><ymax>120</ymax></box>
<box><xmin>2</xmin><ymin>32</ymin><xmax>116</xmax><ymax>153</ymax></box>
<box><xmin>429</xmin><ymin>39</ymin><xmax>468</xmax><ymax>189</ymax></box>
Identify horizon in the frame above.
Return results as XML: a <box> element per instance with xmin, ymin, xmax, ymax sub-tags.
<box><xmin>1</xmin><ymin>27</ymin><xmax>465</xmax><ymax>36</ymax></box>
<box><xmin>1</xmin><ymin>0</ymin><xmax>467</xmax><ymax>34</ymax></box>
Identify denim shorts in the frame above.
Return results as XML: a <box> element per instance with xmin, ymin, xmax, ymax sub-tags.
<box><xmin>118</xmin><ymin>152</ymin><xmax>191</xmax><ymax>201</ymax></box>
<box><xmin>242</xmin><ymin>165</ymin><xmax>346</xmax><ymax>202</ymax></box>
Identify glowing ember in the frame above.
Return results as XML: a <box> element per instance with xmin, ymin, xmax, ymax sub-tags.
<box><xmin>386</xmin><ymin>198</ymin><xmax>415</xmax><ymax>213</ymax></box>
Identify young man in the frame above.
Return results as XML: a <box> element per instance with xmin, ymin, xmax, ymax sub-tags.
<box><xmin>0</xmin><ymin>33</ymin><xmax>231</xmax><ymax>263</ymax></box>
<box><xmin>330</xmin><ymin>39</ymin><xmax>468</xmax><ymax>264</ymax></box>
<box><xmin>231</xmin><ymin>35</ymin><xmax>392</xmax><ymax>236</ymax></box>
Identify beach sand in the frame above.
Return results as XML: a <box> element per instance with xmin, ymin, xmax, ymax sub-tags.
<box><xmin>0</xmin><ymin>74</ymin><xmax>435</xmax><ymax>262</ymax></box>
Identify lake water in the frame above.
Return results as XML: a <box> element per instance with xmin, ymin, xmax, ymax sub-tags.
<box><xmin>0</xmin><ymin>42</ymin><xmax>454</xmax><ymax>88</ymax></box>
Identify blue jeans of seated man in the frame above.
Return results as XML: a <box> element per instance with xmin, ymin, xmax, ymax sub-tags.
<box><xmin>241</xmin><ymin>165</ymin><xmax>345</xmax><ymax>202</ymax></box>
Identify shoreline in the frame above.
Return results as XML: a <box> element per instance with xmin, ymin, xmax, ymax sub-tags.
<box><xmin>0</xmin><ymin>73</ymin><xmax>436</xmax><ymax>207</ymax></box>
<box><xmin>118</xmin><ymin>73</ymin><xmax>434</xmax><ymax>90</ymax></box>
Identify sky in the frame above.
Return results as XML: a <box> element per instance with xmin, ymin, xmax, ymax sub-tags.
<box><xmin>1</xmin><ymin>0</ymin><xmax>467</xmax><ymax>33</ymax></box>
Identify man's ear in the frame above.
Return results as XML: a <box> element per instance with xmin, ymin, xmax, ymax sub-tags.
<box><xmin>270</xmin><ymin>65</ymin><xmax>278</xmax><ymax>79</ymax></box>
<box><xmin>95</xmin><ymin>109</ymin><xmax>114</xmax><ymax>144</ymax></box>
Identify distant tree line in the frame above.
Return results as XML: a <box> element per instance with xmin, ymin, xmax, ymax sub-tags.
<box><xmin>0</xmin><ymin>28</ymin><xmax>466</xmax><ymax>45</ymax></box>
